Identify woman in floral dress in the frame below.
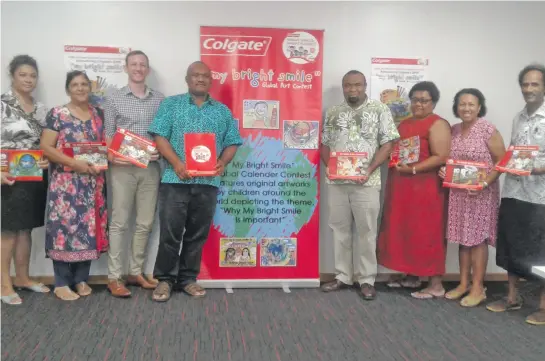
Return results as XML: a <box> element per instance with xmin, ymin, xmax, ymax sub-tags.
<box><xmin>439</xmin><ymin>89</ymin><xmax>505</xmax><ymax>307</ymax></box>
<box><xmin>40</xmin><ymin>71</ymin><xmax>108</xmax><ymax>301</ymax></box>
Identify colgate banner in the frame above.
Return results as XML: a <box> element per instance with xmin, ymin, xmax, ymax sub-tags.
<box><xmin>199</xmin><ymin>26</ymin><xmax>324</xmax><ymax>288</ymax></box>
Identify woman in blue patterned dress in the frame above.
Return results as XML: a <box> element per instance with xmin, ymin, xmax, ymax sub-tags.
<box><xmin>40</xmin><ymin>71</ymin><xmax>108</xmax><ymax>301</ymax></box>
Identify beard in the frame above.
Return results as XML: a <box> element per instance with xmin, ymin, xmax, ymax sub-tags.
<box><xmin>347</xmin><ymin>96</ymin><xmax>360</xmax><ymax>104</ymax></box>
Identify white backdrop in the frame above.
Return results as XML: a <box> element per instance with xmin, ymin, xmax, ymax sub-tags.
<box><xmin>2</xmin><ymin>1</ymin><xmax>545</xmax><ymax>277</ymax></box>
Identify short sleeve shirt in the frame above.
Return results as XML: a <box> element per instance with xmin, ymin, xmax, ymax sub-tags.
<box><xmin>104</xmin><ymin>86</ymin><xmax>165</xmax><ymax>141</ymax></box>
<box><xmin>502</xmin><ymin>103</ymin><xmax>545</xmax><ymax>205</ymax></box>
<box><xmin>148</xmin><ymin>93</ymin><xmax>243</xmax><ymax>188</ymax></box>
<box><xmin>321</xmin><ymin>98</ymin><xmax>399</xmax><ymax>186</ymax></box>
<box><xmin>1</xmin><ymin>90</ymin><xmax>48</xmax><ymax>150</ymax></box>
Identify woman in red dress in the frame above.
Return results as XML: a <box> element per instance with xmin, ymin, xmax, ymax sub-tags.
<box><xmin>377</xmin><ymin>81</ymin><xmax>451</xmax><ymax>299</ymax></box>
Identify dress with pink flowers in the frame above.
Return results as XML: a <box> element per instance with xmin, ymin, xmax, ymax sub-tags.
<box><xmin>447</xmin><ymin>118</ymin><xmax>500</xmax><ymax>246</ymax></box>
<box><xmin>44</xmin><ymin>105</ymin><xmax>108</xmax><ymax>262</ymax></box>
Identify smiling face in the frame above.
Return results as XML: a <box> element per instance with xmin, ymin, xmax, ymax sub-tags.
<box><xmin>410</xmin><ymin>90</ymin><xmax>434</xmax><ymax>119</ymax></box>
<box><xmin>457</xmin><ymin>93</ymin><xmax>481</xmax><ymax>123</ymax></box>
<box><xmin>125</xmin><ymin>53</ymin><xmax>149</xmax><ymax>84</ymax></box>
<box><xmin>521</xmin><ymin>69</ymin><xmax>545</xmax><ymax>107</ymax></box>
<box><xmin>67</xmin><ymin>74</ymin><xmax>91</xmax><ymax>104</ymax></box>
<box><xmin>254</xmin><ymin>102</ymin><xmax>268</xmax><ymax>117</ymax></box>
<box><xmin>12</xmin><ymin>64</ymin><xmax>38</xmax><ymax>95</ymax></box>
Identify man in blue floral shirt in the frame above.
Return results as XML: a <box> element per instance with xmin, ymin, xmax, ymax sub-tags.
<box><xmin>149</xmin><ymin>61</ymin><xmax>242</xmax><ymax>302</ymax></box>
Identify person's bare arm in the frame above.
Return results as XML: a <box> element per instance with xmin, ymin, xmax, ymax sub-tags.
<box><xmin>484</xmin><ymin>130</ymin><xmax>506</xmax><ymax>184</ymax></box>
<box><xmin>414</xmin><ymin>119</ymin><xmax>451</xmax><ymax>173</ymax></box>
<box><xmin>320</xmin><ymin>145</ymin><xmax>331</xmax><ymax>167</ymax></box>
<box><xmin>154</xmin><ymin>135</ymin><xmax>191</xmax><ymax>179</ymax></box>
<box><xmin>219</xmin><ymin>145</ymin><xmax>238</xmax><ymax>165</ymax></box>
<box><xmin>40</xmin><ymin>129</ymin><xmax>95</xmax><ymax>174</ymax></box>
<box><xmin>368</xmin><ymin>141</ymin><xmax>394</xmax><ymax>175</ymax></box>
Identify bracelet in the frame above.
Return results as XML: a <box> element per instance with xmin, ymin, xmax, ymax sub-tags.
<box><xmin>412</xmin><ymin>166</ymin><xmax>416</xmax><ymax>175</ymax></box>
<box><xmin>482</xmin><ymin>181</ymin><xmax>489</xmax><ymax>188</ymax></box>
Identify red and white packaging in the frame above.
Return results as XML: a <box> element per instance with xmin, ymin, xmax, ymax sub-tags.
<box><xmin>108</xmin><ymin>128</ymin><xmax>157</xmax><ymax>168</ymax></box>
<box><xmin>184</xmin><ymin>133</ymin><xmax>217</xmax><ymax>176</ymax></box>
<box><xmin>495</xmin><ymin>145</ymin><xmax>539</xmax><ymax>176</ymax></box>
<box><xmin>443</xmin><ymin>159</ymin><xmax>488</xmax><ymax>190</ymax></box>
<box><xmin>328</xmin><ymin>152</ymin><xmax>369</xmax><ymax>180</ymax></box>
<box><xmin>62</xmin><ymin>142</ymin><xmax>108</xmax><ymax>172</ymax></box>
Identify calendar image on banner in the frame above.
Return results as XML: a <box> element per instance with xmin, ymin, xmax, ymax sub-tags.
<box><xmin>260</xmin><ymin>238</ymin><xmax>297</xmax><ymax>267</ymax></box>
<box><xmin>64</xmin><ymin>45</ymin><xmax>131</xmax><ymax>107</ymax></box>
<box><xmin>219</xmin><ymin>238</ymin><xmax>257</xmax><ymax>267</ymax></box>
<box><xmin>370</xmin><ymin>57</ymin><xmax>429</xmax><ymax>126</ymax></box>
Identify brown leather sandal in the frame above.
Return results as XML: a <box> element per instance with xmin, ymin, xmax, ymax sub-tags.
<box><xmin>152</xmin><ymin>281</ymin><xmax>172</xmax><ymax>302</ymax></box>
<box><xmin>183</xmin><ymin>283</ymin><xmax>206</xmax><ymax>298</ymax></box>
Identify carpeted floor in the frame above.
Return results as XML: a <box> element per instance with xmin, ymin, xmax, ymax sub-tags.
<box><xmin>2</xmin><ymin>281</ymin><xmax>544</xmax><ymax>361</ymax></box>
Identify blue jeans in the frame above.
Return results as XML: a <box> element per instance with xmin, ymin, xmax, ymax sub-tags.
<box><xmin>53</xmin><ymin>260</ymin><xmax>92</xmax><ymax>287</ymax></box>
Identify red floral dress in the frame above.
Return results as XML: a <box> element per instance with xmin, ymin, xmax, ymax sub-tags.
<box><xmin>45</xmin><ymin>105</ymin><xmax>108</xmax><ymax>262</ymax></box>
<box><xmin>447</xmin><ymin>119</ymin><xmax>500</xmax><ymax>246</ymax></box>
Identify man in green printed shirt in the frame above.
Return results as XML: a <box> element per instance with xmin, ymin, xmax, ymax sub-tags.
<box><xmin>321</xmin><ymin>70</ymin><xmax>399</xmax><ymax>300</ymax></box>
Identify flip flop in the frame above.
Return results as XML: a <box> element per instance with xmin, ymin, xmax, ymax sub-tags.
<box><xmin>15</xmin><ymin>282</ymin><xmax>50</xmax><ymax>293</ymax></box>
<box><xmin>526</xmin><ymin>310</ymin><xmax>545</xmax><ymax>326</ymax></box>
<box><xmin>1</xmin><ymin>293</ymin><xmax>22</xmax><ymax>305</ymax></box>
<box><xmin>486</xmin><ymin>297</ymin><xmax>523</xmax><ymax>312</ymax></box>
<box><xmin>411</xmin><ymin>288</ymin><xmax>446</xmax><ymax>300</ymax></box>
<box><xmin>445</xmin><ymin>286</ymin><xmax>471</xmax><ymax>300</ymax></box>
<box><xmin>460</xmin><ymin>289</ymin><xmax>487</xmax><ymax>307</ymax></box>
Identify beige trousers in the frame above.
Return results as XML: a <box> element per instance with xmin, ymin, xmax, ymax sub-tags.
<box><xmin>108</xmin><ymin>162</ymin><xmax>160</xmax><ymax>280</ymax></box>
<box><xmin>328</xmin><ymin>184</ymin><xmax>380</xmax><ymax>286</ymax></box>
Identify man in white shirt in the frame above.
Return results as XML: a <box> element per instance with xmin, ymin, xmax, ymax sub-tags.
<box><xmin>104</xmin><ymin>50</ymin><xmax>165</xmax><ymax>298</ymax></box>
<box><xmin>486</xmin><ymin>63</ymin><xmax>545</xmax><ymax>326</ymax></box>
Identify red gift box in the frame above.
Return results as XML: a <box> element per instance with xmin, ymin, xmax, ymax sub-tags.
<box><xmin>0</xmin><ymin>149</ymin><xmax>44</xmax><ymax>181</ymax></box>
<box><xmin>443</xmin><ymin>159</ymin><xmax>488</xmax><ymax>190</ymax></box>
<box><xmin>108</xmin><ymin>128</ymin><xmax>156</xmax><ymax>168</ymax></box>
<box><xmin>495</xmin><ymin>145</ymin><xmax>539</xmax><ymax>176</ymax></box>
<box><xmin>62</xmin><ymin>142</ymin><xmax>108</xmax><ymax>172</ymax></box>
<box><xmin>184</xmin><ymin>133</ymin><xmax>217</xmax><ymax>176</ymax></box>
<box><xmin>328</xmin><ymin>152</ymin><xmax>369</xmax><ymax>180</ymax></box>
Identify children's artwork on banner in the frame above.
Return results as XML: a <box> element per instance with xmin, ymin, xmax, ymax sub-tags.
<box><xmin>64</xmin><ymin>45</ymin><xmax>131</xmax><ymax>107</ymax></box>
<box><xmin>283</xmin><ymin>120</ymin><xmax>319</xmax><ymax>149</ymax></box>
<box><xmin>260</xmin><ymin>238</ymin><xmax>297</xmax><ymax>267</ymax></box>
<box><xmin>199</xmin><ymin>26</ymin><xmax>323</xmax><ymax>288</ymax></box>
<box><xmin>243</xmin><ymin>100</ymin><xmax>280</xmax><ymax>129</ymax></box>
<box><xmin>370</xmin><ymin>57</ymin><xmax>429</xmax><ymax>126</ymax></box>
<box><xmin>219</xmin><ymin>238</ymin><xmax>257</xmax><ymax>267</ymax></box>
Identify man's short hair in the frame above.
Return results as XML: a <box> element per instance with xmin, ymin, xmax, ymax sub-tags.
<box><xmin>125</xmin><ymin>50</ymin><xmax>149</xmax><ymax>67</ymax></box>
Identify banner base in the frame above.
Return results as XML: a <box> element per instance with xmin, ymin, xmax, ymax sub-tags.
<box><xmin>197</xmin><ymin>278</ymin><xmax>320</xmax><ymax>289</ymax></box>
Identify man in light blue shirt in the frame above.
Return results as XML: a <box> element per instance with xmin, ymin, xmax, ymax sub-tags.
<box><xmin>149</xmin><ymin>61</ymin><xmax>242</xmax><ymax>302</ymax></box>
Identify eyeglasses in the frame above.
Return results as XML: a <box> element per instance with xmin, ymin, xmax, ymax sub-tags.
<box><xmin>410</xmin><ymin>98</ymin><xmax>432</xmax><ymax>105</ymax></box>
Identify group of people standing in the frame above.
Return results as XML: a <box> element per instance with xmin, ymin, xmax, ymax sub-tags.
<box><xmin>321</xmin><ymin>64</ymin><xmax>545</xmax><ymax>326</ymax></box>
<box><xmin>0</xmin><ymin>52</ymin><xmax>241</xmax><ymax>304</ymax></box>
<box><xmin>1</xmin><ymin>50</ymin><xmax>543</xmax><ymax>326</ymax></box>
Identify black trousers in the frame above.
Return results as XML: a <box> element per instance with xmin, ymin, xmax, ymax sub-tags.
<box><xmin>153</xmin><ymin>183</ymin><xmax>218</xmax><ymax>287</ymax></box>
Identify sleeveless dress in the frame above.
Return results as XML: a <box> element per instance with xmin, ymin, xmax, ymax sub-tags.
<box><xmin>377</xmin><ymin>114</ymin><xmax>448</xmax><ymax>276</ymax></box>
<box><xmin>447</xmin><ymin>119</ymin><xmax>500</xmax><ymax>246</ymax></box>
<box><xmin>44</xmin><ymin>105</ymin><xmax>108</xmax><ymax>262</ymax></box>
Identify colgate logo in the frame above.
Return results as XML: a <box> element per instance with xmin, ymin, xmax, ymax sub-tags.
<box><xmin>201</xmin><ymin>35</ymin><xmax>271</xmax><ymax>56</ymax></box>
<box><xmin>372</xmin><ymin>58</ymin><xmax>391</xmax><ymax>64</ymax></box>
<box><xmin>64</xmin><ymin>46</ymin><xmax>88</xmax><ymax>52</ymax></box>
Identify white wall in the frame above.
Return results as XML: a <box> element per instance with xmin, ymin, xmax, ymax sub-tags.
<box><xmin>2</xmin><ymin>1</ymin><xmax>545</xmax><ymax>277</ymax></box>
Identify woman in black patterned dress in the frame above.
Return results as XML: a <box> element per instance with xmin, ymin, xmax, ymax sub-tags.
<box><xmin>1</xmin><ymin>55</ymin><xmax>50</xmax><ymax>305</ymax></box>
